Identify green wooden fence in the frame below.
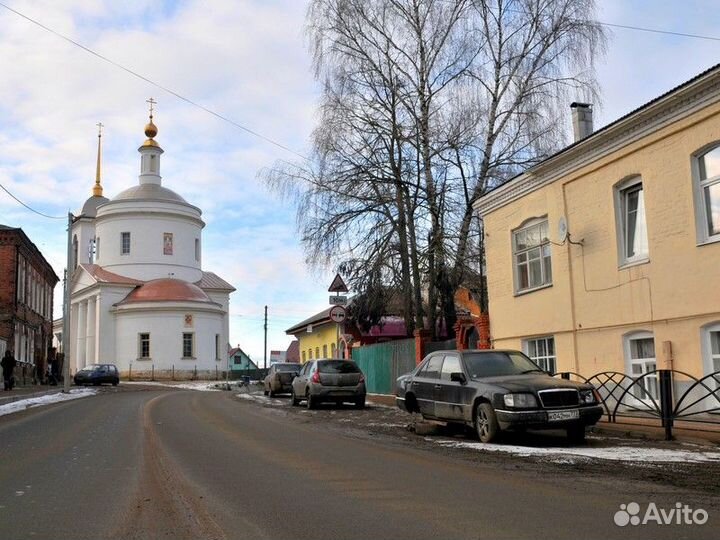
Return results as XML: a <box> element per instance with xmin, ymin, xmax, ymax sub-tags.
<box><xmin>352</xmin><ymin>338</ymin><xmax>417</xmax><ymax>395</ymax></box>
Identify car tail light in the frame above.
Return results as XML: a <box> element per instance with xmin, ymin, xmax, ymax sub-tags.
<box><xmin>359</xmin><ymin>374</ymin><xmax>365</xmax><ymax>384</ymax></box>
<box><xmin>311</xmin><ymin>371</ymin><xmax>321</xmax><ymax>384</ymax></box>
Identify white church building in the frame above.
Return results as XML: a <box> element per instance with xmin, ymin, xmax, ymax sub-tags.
<box><xmin>69</xmin><ymin>109</ymin><xmax>235</xmax><ymax>379</ymax></box>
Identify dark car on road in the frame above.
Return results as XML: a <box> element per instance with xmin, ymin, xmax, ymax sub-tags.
<box><xmin>74</xmin><ymin>364</ymin><xmax>120</xmax><ymax>386</ymax></box>
<box><xmin>291</xmin><ymin>359</ymin><xmax>366</xmax><ymax>409</ymax></box>
<box><xmin>396</xmin><ymin>350</ymin><xmax>603</xmax><ymax>443</ymax></box>
<box><xmin>263</xmin><ymin>363</ymin><xmax>302</xmax><ymax>396</ymax></box>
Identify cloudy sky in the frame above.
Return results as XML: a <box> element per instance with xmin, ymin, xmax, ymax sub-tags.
<box><xmin>0</xmin><ymin>0</ymin><xmax>719</xmax><ymax>362</ymax></box>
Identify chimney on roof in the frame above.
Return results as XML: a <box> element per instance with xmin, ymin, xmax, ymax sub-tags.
<box><xmin>570</xmin><ymin>102</ymin><xmax>593</xmax><ymax>142</ymax></box>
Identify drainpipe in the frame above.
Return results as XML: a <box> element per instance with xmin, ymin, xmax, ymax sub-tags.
<box><xmin>561</xmin><ymin>185</ymin><xmax>581</xmax><ymax>374</ymax></box>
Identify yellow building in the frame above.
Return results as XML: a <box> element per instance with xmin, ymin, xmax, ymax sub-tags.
<box><xmin>474</xmin><ymin>65</ymin><xmax>720</xmax><ymax>391</ymax></box>
<box><xmin>286</xmin><ymin>308</ymin><xmax>341</xmax><ymax>363</ymax></box>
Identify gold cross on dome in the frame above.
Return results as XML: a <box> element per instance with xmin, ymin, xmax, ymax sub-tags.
<box><xmin>96</xmin><ymin>121</ymin><xmax>103</xmax><ymax>137</ymax></box>
<box><xmin>146</xmin><ymin>97</ymin><xmax>157</xmax><ymax>118</ymax></box>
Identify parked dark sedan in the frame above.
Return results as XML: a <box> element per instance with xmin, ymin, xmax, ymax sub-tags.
<box><xmin>263</xmin><ymin>363</ymin><xmax>302</xmax><ymax>396</ymax></box>
<box><xmin>74</xmin><ymin>364</ymin><xmax>120</xmax><ymax>386</ymax></box>
<box><xmin>396</xmin><ymin>350</ymin><xmax>603</xmax><ymax>443</ymax></box>
<box><xmin>291</xmin><ymin>359</ymin><xmax>366</xmax><ymax>409</ymax></box>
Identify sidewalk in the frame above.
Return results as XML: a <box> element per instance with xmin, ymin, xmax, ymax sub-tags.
<box><xmin>367</xmin><ymin>393</ymin><xmax>720</xmax><ymax>445</ymax></box>
<box><xmin>0</xmin><ymin>385</ymin><xmax>65</xmax><ymax>406</ymax></box>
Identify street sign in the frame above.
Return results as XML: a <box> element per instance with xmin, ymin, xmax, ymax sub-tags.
<box><xmin>328</xmin><ymin>273</ymin><xmax>349</xmax><ymax>293</ymax></box>
<box><xmin>329</xmin><ymin>295</ymin><xmax>347</xmax><ymax>306</ymax></box>
<box><xmin>329</xmin><ymin>305</ymin><xmax>347</xmax><ymax>324</ymax></box>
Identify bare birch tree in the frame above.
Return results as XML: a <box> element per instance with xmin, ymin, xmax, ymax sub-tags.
<box><xmin>261</xmin><ymin>0</ymin><xmax>606</xmax><ymax>338</ymax></box>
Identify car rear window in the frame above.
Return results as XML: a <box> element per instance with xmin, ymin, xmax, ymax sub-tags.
<box><xmin>318</xmin><ymin>361</ymin><xmax>360</xmax><ymax>374</ymax></box>
<box><xmin>276</xmin><ymin>364</ymin><xmax>301</xmax><ymax>372</ymax></box>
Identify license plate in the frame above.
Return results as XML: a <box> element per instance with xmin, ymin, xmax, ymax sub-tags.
<box><xmin>548</xmin><ymin>409</ymin><xmax>580</xmax><ymax>422</ymax></box>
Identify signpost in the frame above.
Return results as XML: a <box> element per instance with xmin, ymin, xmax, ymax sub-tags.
<box><xmin>328</xmin><ymin>274</ymin><xmax>348</xmax><ymax>358</ymax></box>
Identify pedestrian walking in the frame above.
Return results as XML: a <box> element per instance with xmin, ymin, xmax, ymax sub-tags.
<box><xmin>2</xmin><ymin>350</ymin><xmax>17</xmax><ymax>391</ymax></box>
<box><xmin>49</xmin><ymin>354</ymin><xmax>59</xmax><ymax>386</ymax></box>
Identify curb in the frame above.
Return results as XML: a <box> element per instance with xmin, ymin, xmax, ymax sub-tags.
<box><xmin>0</xmin><ymin>389</ymin><xmax>65</xmax><ymax>407</ymax></box>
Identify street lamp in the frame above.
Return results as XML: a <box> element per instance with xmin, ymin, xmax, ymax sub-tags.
<box><xmin>62</xmin><ymin>212</ymin><xmax>73</xmax><ymax>393</ymax></box>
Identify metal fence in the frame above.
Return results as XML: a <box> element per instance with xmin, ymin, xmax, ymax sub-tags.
<box><xmin>556</xmin><ymin>369</ymin><xmax>720</xmax><ymax>440</ymax></box>
<box><xmin>352</xmin><ymin>339</ymin><xmax>416</xmax><ymax>394</ymax></box>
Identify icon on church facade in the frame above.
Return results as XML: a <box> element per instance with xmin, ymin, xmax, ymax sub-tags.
<box><xmin>163</xmin><ymin>232</ymin><xmax>173</xmax><ymax>255</ymax></box>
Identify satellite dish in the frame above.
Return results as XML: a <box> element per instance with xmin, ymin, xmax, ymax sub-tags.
<box><xmin>558</xmin><ymin>216</ymin><xmax>569</xmax><ymax>243</ymax></box>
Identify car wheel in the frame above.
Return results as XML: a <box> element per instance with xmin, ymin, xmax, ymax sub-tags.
<box><xmin>475</xmin><ymin>402</ymin><xmax>499</xmax><ymax>443</ymax></box>
<box><xmin>355</xmin><ymin>397</ymin><xmax>365</xmax><ymax>409</ymax></box>
<box><xmin>269</xmin><ymin>388</ymin><xmax>275</xmax><ymax>397</ymax></box>
<box><xmin>263</xmin><ymin>389</ymin><xmax>269</xmax><ymax>396</ymax></box>
<box><xmin>567</xmin><ymin>426</ymin><xmax>586</xmax><ymax>443</ymax></box>
<box><xmin>306</xmin><ymin>392</ymin><xmax>316</xmax><ymax>410</ymax></box>
<box><xmin>291</xmin><ymin>389</ymin><xmax>299</xmax><ymax>406</ymax></box>
<box><xmin>112</xmin><ymin>380</ymin><xmax>118</xmax><ymax>386</ymax></box>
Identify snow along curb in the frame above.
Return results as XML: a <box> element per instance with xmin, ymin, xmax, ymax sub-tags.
<box><xmin>0</xmin><ymin>389</ymin><xmax>98</xmax><ymax>417</ymax></box>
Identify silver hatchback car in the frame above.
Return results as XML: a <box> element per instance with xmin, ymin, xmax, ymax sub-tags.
<box><xmin>291</xmin><ymin>359</ymin><xmax>366</xmax><ymax>409</ymax></box>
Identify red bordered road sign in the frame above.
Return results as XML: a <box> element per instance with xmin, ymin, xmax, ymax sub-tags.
<box><xmin>329</xmin><ymin>305</ymin><xmax>346</xmax><ymax>323</ymax></box>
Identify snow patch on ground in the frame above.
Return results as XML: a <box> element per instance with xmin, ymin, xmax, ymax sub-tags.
<box><xmin>125</xmin><ymin>381</ymin><xmax>222</xmax><ymax>391</ymax></box>
<box><xmin>236</xmin><ymin>393</ymin><xmax>287</xmax><ymax>406</ymax></box>
<box><xmin>432</xmin><ymin>439</ymin><xmax>720</xmax><ymax>463</ymax></box>
<box><xmin>0</xmin><ymin>389</ymin><xmax>97</xmax><ymax>417</ymax></box>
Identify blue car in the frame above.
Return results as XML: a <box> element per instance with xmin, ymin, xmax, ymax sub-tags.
<box><xmin>74</xmin><ymin>364</ymin><xmax>120</xmax><ymax>386</ymax></box>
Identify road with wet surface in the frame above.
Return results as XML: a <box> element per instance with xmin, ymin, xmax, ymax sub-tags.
<box><xmin>0</xmin><ymin>385</ymin><xmax>718</xmax><ymax>540</ymax></box>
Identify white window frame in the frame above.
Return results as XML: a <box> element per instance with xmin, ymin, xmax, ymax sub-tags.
<box><xmin>623</xmin><ymin>331</ymin><xmax>658</xmax><ymax>407</ymax></box>
<box><xmin>700</xmin><ymin>321</ymin><xmax>720</xmax><ymax>386</ymax></box>
<box><xmin>523</xmin><ymin>336</ymin><xmax>556</xmax><ymax>374</ymax></box>
<box><xmin>121</xmin><ymin>232</ymin><xmax>131</xmax><ymax>255</ymax></box>
<box><xmin>182</xmin><ymin>332</ymin><xmax>195</xmax><ymax>359</ymax></box>
<box><xmin>512</xmin><ymin>217</ymin><xmax>552</xmax><ymax>294</ymax></box>
<box><xmin>614</xmin><ymin>176</ymin><xmax>649</xmax><ymax>267</ymax></box>
<box><xmin>138</xmin><ymin>333</ymin><xmax>151</xmax><ymax>360</ymax></box>
<box><xmin>692</xmin><ymin>144</ymin><xmax>720</xmax><ymax>244</ymax></box>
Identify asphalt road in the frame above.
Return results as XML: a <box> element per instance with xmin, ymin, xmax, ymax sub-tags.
<box><xmin>0</xmin><ymin>387</ymin><xmax>717</xmax><ymax>540</ymax></box>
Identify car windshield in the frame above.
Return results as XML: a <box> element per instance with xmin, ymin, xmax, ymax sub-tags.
<box><xmin>276</xmin><ymin>364</ymin><xmax>301</xmax><ymax>372</ymax></box>
<box><xmin>80</xmin><ymin>365</ymin><xmax>104</xmax><ymax>372</ymax></box>
<box><xmin>463</xmin><ymin>352</ymin><xmax>545</xmax><ymax>378</ymax></box>
<box><xmin>318</xmin><ymin>360</ymin><xmax>360</xmax><ymax>374</ymax></box>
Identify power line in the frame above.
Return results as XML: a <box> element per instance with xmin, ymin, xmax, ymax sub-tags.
<box><xmin>0</xmin><ymin>181</ymin><xmax>65</xmax><ymax>219</ymax></box>
<box><xmin>0</xmin><ymin>1</ymin><xmax>309</xmax><ymax>161</ymax></box>
<box><xmin>596</xmin><ymin>20</ymin><xmax>720</xmax><ymax>43</ymax></box>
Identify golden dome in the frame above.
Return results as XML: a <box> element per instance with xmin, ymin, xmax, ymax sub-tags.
<box><xmin>144</xmin><ymin>119</ymin><xmax>158</xmax><ymax>139</ymax></box>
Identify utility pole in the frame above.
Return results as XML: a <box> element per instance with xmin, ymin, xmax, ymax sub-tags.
<box><xmin>263</xmin><ymin>305</ymin><xmax>268</xmax><ymax>370</ymax></box>
<box><xmin>62</xmin><ymin>212</ymin><xmax>73</xmax><ymax>393</ymax></box>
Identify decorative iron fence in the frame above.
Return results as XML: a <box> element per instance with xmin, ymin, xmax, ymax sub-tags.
<box><xmin>556</xmin><ymin>369</ymin><xmax>720</xmax><ymax>440</ymax></box>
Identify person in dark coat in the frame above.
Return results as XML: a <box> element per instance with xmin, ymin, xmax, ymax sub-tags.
<box><xmin>2</xmin><ymin>350</ymin><xmax>17</xmax><ymax>391</ymax></box>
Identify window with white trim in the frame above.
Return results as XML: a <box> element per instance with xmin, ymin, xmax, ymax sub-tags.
<box><xmin>695</xmin><ymin>146</ymin><xmax>720</xmax><ymax>242</ymax></box>
<box><xmin>121</xmin><ymin>232</ymin><xmax>131</xmax><ymax>255</ymax></box>
<box><xmin>512</xmin><ymin>218</ymin><xmax>551</xmax><ymax>293</ymax></box>
<box><xmin>624</xmin><ymin>331</ymin><xmax>658</xmax><ymax>403</ymax></box>
<box><xmin>523</xmin><ymin>336</ymin><xmax>556</xmax><ymax>374</ymax></box>
<box><xmin>138</xmin><ymin>333</ymin><xmax>150</xmax><ymax>359</ymax></box>
<box><xmin>182</xmin><ymin>333</ymin><xmax>194</xmax><ymax>358</ymax></box>
<box><xmin>615</xmin><ymin>177</ymin><xmax>649</xmax><ymax>265</ymax></box>
<box><xmin>215</xmin><ymin>334</ymin><xmax>220</xmax><ymax>361</ymax></box>
<box><xmin>702</xmin><ymin>323</ymin><xmax>720</xmax><ymax>394</ymax></box>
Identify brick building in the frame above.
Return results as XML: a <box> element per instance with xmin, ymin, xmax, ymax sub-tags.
<box><xmin>0</xmin><ymin>225</ymin><xmax>59</xmax><ymax>381</ymax></box>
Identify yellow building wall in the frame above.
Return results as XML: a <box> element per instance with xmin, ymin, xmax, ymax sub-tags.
<box><xmin>295</xmin><ymin>322</ymin><xmax>338</xmax><ymax>363</ymax></box>
<box><xmin>483</xmin><ymin>101</ymin><xmax>720</xmax><ymax>379</ymax></box>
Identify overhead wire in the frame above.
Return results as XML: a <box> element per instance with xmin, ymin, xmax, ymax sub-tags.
<box><xmin>0</xmin><ymin>1</ymin><xmax>309</xmax><ymax>162</ymax></box>
<box><xmin>0</xmin><ymin>182</ymin><xmax>66</xmax><ymax>219</ymax></box>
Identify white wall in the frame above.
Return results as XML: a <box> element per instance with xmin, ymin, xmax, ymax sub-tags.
<box><xmin>114</xmin><ymin>307</ymin><xmax>224</xmax><ymax>374</ymax></box>
<box><xmin>95</xmin><ymin>202</ymin><xmax>203</xmax><ymax>282</ymax></box>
